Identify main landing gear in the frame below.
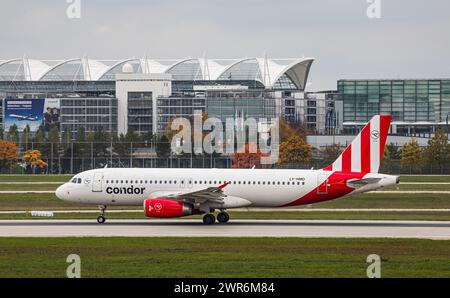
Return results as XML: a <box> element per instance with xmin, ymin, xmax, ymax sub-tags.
<box><xmin>97</xmin><ymin>205</ymin><xmax>107</xmax><ymax>224</ymax></box>
<box><xmin>217</xmin><ymin>211</ymin><xmax>230</xmax><ymax>223</ymax></box>
<box><xmin>202</xmin><ymin>211</ymin><xmax>230</xmax><ymax>225</ymax></box>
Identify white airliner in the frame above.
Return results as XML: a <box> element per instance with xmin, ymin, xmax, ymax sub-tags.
<box><xmin>56</xmin><ymin>115</ymin><xmax>399</xmax><ymax>224</ymax></box>
<box><xmin>9</xmin><ymin>114</ymin><xmax>39</xmax><ymax>121</ymax></box>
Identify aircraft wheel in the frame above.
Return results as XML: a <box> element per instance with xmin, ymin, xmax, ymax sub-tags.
<box><xmin>217</xmin><ymin>212</ymin><xmax>229</xmax><ymax>223</ymax></box>
<box><xmin>202</xmin><ymin>214</ymin><xmax>216</xmax><ymax>225</ymax></box>
<box><xmin>97</xmin><ymin>216</ymin><xmax>106</xmax><ymax>224</ymax></box>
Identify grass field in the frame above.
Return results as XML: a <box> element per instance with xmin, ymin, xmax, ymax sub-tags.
<box><xmin>398</xmin><ymin>176</ymin><xmax>450</xmax><ymax>183</ymax></box>
<box><xmin>0</xmin><ymin>237</ymin><xmax>449</xmax><ymax>278</ymax></box>
<box><xmin>0</xmin><ymin>175</ymin><xmax>71</xmax><ymax>182</ymax></box>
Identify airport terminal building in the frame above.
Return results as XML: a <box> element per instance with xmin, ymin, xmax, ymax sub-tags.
<box><xmin>339</xmin><ymin>79</ymin><xmax>450</xmax><ymax>135</ymax></box>
<box><xmin>0</xmin><ymin>57</ymin><xmax>332</xmax><ymax>137</ymax></box>
<box><xmin>1</xmin><ymin>57</ymin><xmax>449</xmax><ymax>140</ymax></box>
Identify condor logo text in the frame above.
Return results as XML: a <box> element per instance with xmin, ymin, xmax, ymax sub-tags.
<box><xmin>106</xmin><ymin>186</ymin><xmax>145</xmax><ymax>195</ymax></box>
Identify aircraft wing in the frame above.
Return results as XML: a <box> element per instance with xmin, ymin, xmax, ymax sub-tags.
<box><xmin>347</xmin><ymin>178</ymin><xmax>382</xmax><ymax>188</ymax></box>
<box><xmin>149</xmin><ymin>182</ymin><xmax>230</xmax><ymax>204</ymax></box>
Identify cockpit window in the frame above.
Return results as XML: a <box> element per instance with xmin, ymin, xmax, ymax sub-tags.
<box><xmin>71</xmin><ymin>178</ymin><xmax>77</xmax><ymax>183</ymax></box>
<box><xmin>77</xmin><ymin>178</ymin><xmax>82</xmax><ymax>184</ymax></box>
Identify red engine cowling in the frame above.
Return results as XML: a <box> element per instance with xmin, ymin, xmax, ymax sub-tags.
<box><xmin>144</xmin><ymin>198</ymin><xmax>194</xmax><ymax>218</ymax></box>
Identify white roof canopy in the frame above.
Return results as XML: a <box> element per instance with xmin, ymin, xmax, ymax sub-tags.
<box><xmin>0</xmin><ymin>56</ymin><xmax>314</xmax><ymax>89</ymax></box>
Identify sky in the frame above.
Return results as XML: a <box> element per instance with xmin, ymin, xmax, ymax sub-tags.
<box><xmin>0</xmin><ymin>0</ymin><xmax>449</xmax><ymax>91</ymax></box>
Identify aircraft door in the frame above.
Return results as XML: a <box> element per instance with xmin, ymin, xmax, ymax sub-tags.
<box><xmin>317</xmin><ymin>173</ymin><xmax>328</xmax><ymax>195</ymax></box>
<box><xmin>92</xmin><ymin>172</ymin><xmax>103</xmax><ymax>192</ymax></box>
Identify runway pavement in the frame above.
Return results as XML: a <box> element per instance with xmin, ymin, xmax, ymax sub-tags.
<box><xmin>4</xmin><ymin>190</ymin><xmax>450</xmax><ymax>194</ymax></box>
<box><xmin>1</xmin><ymin>219</ymin><xmax>450</xmax><ymax>239</ymax></box>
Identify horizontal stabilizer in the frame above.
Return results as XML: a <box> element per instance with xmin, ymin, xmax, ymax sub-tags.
<box><xmin>347</xmin><ymin>178</ymin><xmax>382</xmax><ymax>188</ymax></box>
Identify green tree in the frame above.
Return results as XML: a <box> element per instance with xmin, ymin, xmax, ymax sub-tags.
<box><xmin>424</xmin><ymin>128</ymin><xmax>450</xmax><ymax>174</ymax></box>
<box><xmin>60</xmin><ymin>129</ymin><xmax>72</xmax><ymax>157</ymax></box>
<box><xmin>92</xmin><ymin>126</ymin><xmax>109</xmax><ymax>157</ymax></box>
<box><xmin>0</xmin><ymin>127</ymin><xmax>4</xmax><ymax>140</ymax></box>
<box><xmin>21</xmin><ymin>125</ymin><xmax>31</xmax><ymax>151</ymax></box>
<box><xmin>74</xmin><ymin>127</ymin><xmax>87</xmax><ymax>158</ymax></box>
<box><xmin>47</xmin><ymin>125</ymin><xmax>60</xmax><ymax>173</ymax></box>
<box><xmin>33</xmin><ymin>124</ymin><xmax>46</xmax><ymax>157</ymax></box>
<box><xmin>387</xmin><ymin>142</ymin><xmax>400</xmax><ymax>160</ymax></box>
<box><xmin>112</xmin><ymin>133</ymin><xmax>130</xmax><ymax>157</ymax></box>
<box><xmin>7</xmin><ymin>124</ymin><xmax>19</xmax><ymax>144</ymax></box>
<box><xmin>322</xmin><ymin>143</ymin><xmax>341</xmax><ymax>167</ymax></box>
<box><xmin>125</xmin><ymin>127</ymin><xmax>141</xmax><ymax>143</ymax></box>
<box><xmin>156</xmin><ymin>134</ymin><xmax>171</xmax><ymax>158</ymax></box>
<box><xmin>400</xmin><ymin>138</ymin><xmax>424</xmax><ymax>174</ymax></box>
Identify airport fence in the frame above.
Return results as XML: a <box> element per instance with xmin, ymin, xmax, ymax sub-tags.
<box><xmin>2</xmin><ymin>141</ymin><xmax>450</xmax><ymax>175</ymax></box>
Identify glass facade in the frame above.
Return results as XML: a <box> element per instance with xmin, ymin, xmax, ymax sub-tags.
<box><xmin>60</xmin><ymin>97</ymin><xmax>118</xmax><ymax>134</ymax></box>
<box><xmin>127</xmin><ymin>92</ymin><xmax>152</xmax><ymax>133</ymax></box>
<box><xmin>156</xmin><ymin>90</ymin><xmax>279</xmax><ymax>133</ymax></box>
<box><xmin>273</xmin><ymin>74</ymin><xmax>298</xmax><ymax>90</ymax></box>
<box><xmin>205</xmin><ymin>90</ymin><xmax>277</xmax><ymax>124</ymax></box>
<box><xmin>339</xmin><ymin>79</ymin><xmax>450</xmax><ymax>123</ymax></box>
<box><xmin>157</xmin><ymin>94</ymin><xmax>206</xmax><ymax>132</ymax></box>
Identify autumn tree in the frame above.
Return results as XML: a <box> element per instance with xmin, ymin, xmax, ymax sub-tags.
<box><xmin>231</xmin><ymin>143</ymin><xmax>268</xmax><ymax>169</ymax></box>
<box><xmin>424</xmin><ymin>128</ymin><xmax>450</xmax><ymax>174</ymax></box>
<box><xmin>0</xmin><ymin>140</ymin><xmax>19</xmax><ymax>171</ymax></box>
<box><xmin>278</xmin><ymin>117</ymin><xmax>308</xmax><ymax>142</ymax></box>
<box><xmin>22</xmin><ymin>149</ymin><xmax>48</xmax><ymax>174</ymax></box>
<box><xmin>400</xmin><ymin>138</ymin><xmax>424</xmax><ymax>174</ymax></box>
<box><xmin>278</xmin><ymin>135</ymin><xmax>313</xmax><ymax>165</ymax></box>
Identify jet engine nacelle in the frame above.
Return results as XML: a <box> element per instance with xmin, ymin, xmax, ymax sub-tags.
<box><xmin>144</xmin><ymin>198</ymin><xmax>194</xmax><ymax>218</ymax></box>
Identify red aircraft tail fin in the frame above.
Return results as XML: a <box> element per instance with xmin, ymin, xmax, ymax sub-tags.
<box><xmin>323</xmin><ymin>115</ymin><xmax>392</xmax><ymax>173</ymax></box>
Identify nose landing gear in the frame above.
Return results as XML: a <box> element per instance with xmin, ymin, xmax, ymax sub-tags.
<box><xmin>97</xmin><ymin>205</ymin><xmax>107</xmax><ymax>224</ymax></box>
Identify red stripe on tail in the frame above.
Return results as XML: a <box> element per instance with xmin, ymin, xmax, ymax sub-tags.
<box><xmin>378</xmin><ymin>115</ymin><xmax>392</xmax><ymax>162</ymax></box>
<box><xmin>360</xmin><ymin>122</ymin><xmax>371</xmax><ymax>173</ymax></box>
<box><xmin>341</xmin><ymin>144</ymin><xmax>352</xmax><ymax>172</ymax></box>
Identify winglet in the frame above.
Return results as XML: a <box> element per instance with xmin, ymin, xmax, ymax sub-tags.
<box><xmin>218</xmin><ymin>182</ymin><xmax>230</xmax><ymax>189</ymax></box>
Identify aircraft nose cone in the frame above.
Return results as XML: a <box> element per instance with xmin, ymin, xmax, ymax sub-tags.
<box><xmin>55</xmin><ymin>184</ymin><xmax>67</xmax><ymax>201</ymax></box>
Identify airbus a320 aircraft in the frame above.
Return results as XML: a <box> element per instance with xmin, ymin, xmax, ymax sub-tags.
<box><xmin>56</xmin><ymin>115</ymin><xmax>399</xmax><ymax>224</ymax></box>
